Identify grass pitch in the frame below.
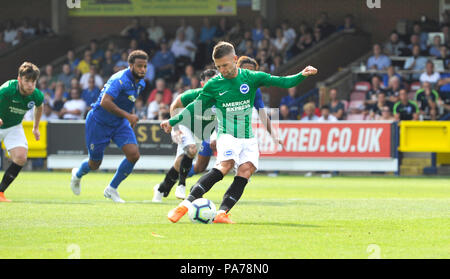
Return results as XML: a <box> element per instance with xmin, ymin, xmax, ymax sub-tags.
<box><xmin>0</xmin><ymin>172</ymin><xmax>448</xmax><ymax>259</ymax></box>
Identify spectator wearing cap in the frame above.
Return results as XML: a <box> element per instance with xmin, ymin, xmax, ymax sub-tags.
<box><xmin>367</xmin><ymin>43</ymin><xmax>391</xmax><ymax>70</ymax></box>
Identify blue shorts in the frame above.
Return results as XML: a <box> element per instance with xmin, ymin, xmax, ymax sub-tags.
<box><xmin>198</xmin><ymin>140</ymin><xmax>213</xmax><ymax>157</ymax></box>
<box><xmin>85</xmin><ymin>111</ymin><xmax>137</xmax><ymax>161</ymax></box>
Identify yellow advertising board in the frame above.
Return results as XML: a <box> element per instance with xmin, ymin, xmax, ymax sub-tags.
<box><xmin>68</xmin><ymin>0</ymin><xmax>236</xmax><ymax>16</ymax></box>
<box><xmin>1</xmin><ymin>121</ymin><xmax>47</xmax><ymax>158</ymax></box>
<box><xmin>399</xmin><ymin>121</ymin><xmax>450</xmax><ymax>153</ymax></box>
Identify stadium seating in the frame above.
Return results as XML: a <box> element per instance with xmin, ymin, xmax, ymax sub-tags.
<box><xmin>353</xmin><ymin>81</ymin><xmax>371</xmax><ymax>92</ymax></box>
<box><xmin>350</xmin><ymin>91</ymin><xmax>366</xmax><ymax>101</ymax></box>
<box><xmin>346</xmin><ymin>113</ymin><xmax>365</xmax><ymax>120</ymax></box>
<box><xmin>341</xmin><ymin>100</ymin><xmax>349</xmax><ymax>111</ymax></box>
<box><xmin>410</xmin><ymin>82</ymin><xmax>421</xmax><ymax>92</ymax></box>
<box><xmin>348</xmin><ymin>100</ymin><xmax>364</xmax><ymax>110</ymax></box>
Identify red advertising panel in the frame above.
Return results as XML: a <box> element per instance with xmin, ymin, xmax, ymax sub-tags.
<box><xmin>253</xmin><ymin>122</ymin><xmax>393</xmax><ymax>158</ymax></box>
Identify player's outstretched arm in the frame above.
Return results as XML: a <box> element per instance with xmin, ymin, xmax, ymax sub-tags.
<box><xmin>255</xmin><ymin>65</ymin><xmax>318</xmax><ymax>89</ymax></box>
<box><xmin>100</xmin><ymin>94</ymin><xmax>139</xmax><ymax>127</ymax></box>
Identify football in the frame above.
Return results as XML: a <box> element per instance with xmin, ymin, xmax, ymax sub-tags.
<box><xmin>188</xmin><ymin>198</ymin><xmax>217</xmax><ymax>224</ymax></box>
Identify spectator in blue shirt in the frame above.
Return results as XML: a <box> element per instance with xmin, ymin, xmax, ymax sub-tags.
<box><xmin>367</xmin><ymin>43</ymin><xmax>391</xmax><ymax>70</ymax></box>
<box><xmin>252</xmin><ymin>17</ymin><xmax>265</xmax><ymax>45</ymax></box>
<box><xmin>428</xmin><ymin>35</ymin><xmax>442</xmax><ymax>57</ymax></box>
<box><xmin>151</xmin><ymin>40</ymin><xmax>175</xmax><ymax>80</ymax></box>
<box><xmin>114</xmin><ymin>51</ymin><xmax>129</xmax><ymax>72</ymax></box>
<box><xmin>199</xmin><ymin>17</ymin><xmax>216</xmax><ymax>43</ymax></box>
<box><xmin>81</xmin><ymin>76</ymin><xmax>101</xmax><ymax>109</ymax></box>
<box><xmin>382</xmin><ymin>65</ymin><xmax>402</xmax><ymax>88</ymax></box>
<box><xmin>145</xmin><ymin>61</ymin><xmax>155</xmax><ymax>84</ymax></box>
<box><xmin>412</xmin><ymin>23</ymin><xmax>428</xmax><ymax>51</ymax></box>
<box><xmin>404</xmin><ymin>44</ymin><xmax>428</xmax><ymax>79</ymax></box>
<box><xmin>280</xmin><ymin>87</ymin><xmax>301</xmax><ymax>120</ymax></box>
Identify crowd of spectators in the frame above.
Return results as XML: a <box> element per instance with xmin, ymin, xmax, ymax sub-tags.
<box><xmin>305</xmin><ymin>17</ymin><xmax>450</xmax><ymax>123</ymax></box>
<box><xmin>0</xmin><ymin>18</ymin><xmax>53</xmax><ymax>52</ymax></box>
<box><xmin>28</xmin><ymin>13</ymin><xmax>349</xmax><ymax>122</ymax></box>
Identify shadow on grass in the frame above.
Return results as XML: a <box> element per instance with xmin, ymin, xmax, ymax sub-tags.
<box><xmin>238</xmin><ymin>222</ymin><xmax>320</xmax><ymax>228</ymax></box>
<box><xmin>238</xmin><ymin>200</ymin><xmax>319</xmax><ymax>207</ymax></box>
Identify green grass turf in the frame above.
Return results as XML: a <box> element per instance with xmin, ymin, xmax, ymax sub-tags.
<box><xmin>0</xmin><ymin>172</ymin><xmax>448</xmax><ymax>259</ymax></box>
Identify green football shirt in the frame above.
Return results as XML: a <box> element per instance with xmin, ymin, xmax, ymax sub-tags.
<box><xmin>0</xmin><ymin>80</ymin><xmax>44</xmax><ymax>129</ymax></box>
<box><xmin>170</xmin><ymin>68</ymin><xmax>307</xmax><ymax>138</ymax></box>
<box><xmin>179</xmin><ymin>88</ymin><xmax>216</xmax><ymax>140</ymax></box>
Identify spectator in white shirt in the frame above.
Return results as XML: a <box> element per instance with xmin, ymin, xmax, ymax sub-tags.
<box><xmin>3</xmin><ymin>20</ymin><xmax>17</xmax><ymax>44</ymax></box>
<box><xmin>41</xmin><ymin>103</ymin><xmax>59</xmax><ymax>121</ymax></box>
<box><xmin>301</xmin><ymin>102</ymin><xmax>319</xmax><ymax>121</ymax></box>
<box><xmin>147</xmin><ymin>92</ymin><xmax>164</xmax><ymax>120</ymax></box>
<box><xmin>60</xmin><ymin>88</ymin><xmax>87</xmax><ymax>120</ymax></box>
<box><xmin>170</xmin><ymin>31</ymin><xmax>197</xmax><ymax>62</ymax></box>
<box><xmin>272</xmin><ymin>27</ymin><xmax>288</xmax><ymax>55</ymax></box>
<box><xmin>419</xmin><ymin>60</ymin><xmax>441</xmax><ymax>86</ymax></box>
<box><xmin>318</xmin><ymin>105</ymin><xmax>338</xmax><ymax>122</ymax></box>
<box><xmin>19</xmin><ymin>18</ymin><xmax>36</xmax><ymax>37</ymax></box>
<box><xmin>80</xmin><ymin>65</ymin><xmax>104</xmax><ymax>90</ymax></box>
<box><xmin>176</xmin><ymin>18</ymin><xmax>195</xmax><ymax>43</ymax></box>
<box><xmin>147</xmin><ymin>18</ymin><xmax>165</xmax><ymax>44</ymax></box>
<box><xmin>281</xmin><ymin>20</ymin><xmax>296</xmax><ymax>50</ymax></box>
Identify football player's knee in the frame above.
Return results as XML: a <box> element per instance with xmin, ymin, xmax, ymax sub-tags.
<box><xmin>127</xmin><ymin>151</ymin><xmax>140</xmax><ymax>163</ymax></box>
<box><xmin>13</xmin><ymin>154</ymin><xmax>27</xmax><ymax>166</ymax></box>
<box><xmin>89</xmin><ymin>160</ymin><xmax>102</xmax><ymax>170</ymax></box>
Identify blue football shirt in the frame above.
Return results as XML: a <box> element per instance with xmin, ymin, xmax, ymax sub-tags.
<box><xmin>91</xmin><ymin>68</ymin><xmax>145</xmax><ymax>127</ymax></box>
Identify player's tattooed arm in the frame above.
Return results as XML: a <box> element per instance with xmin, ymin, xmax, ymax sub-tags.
<box><xmin>100</xmin><ymin>93</ymin><xmax>139</xmax><ymax>128</ymax></box>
